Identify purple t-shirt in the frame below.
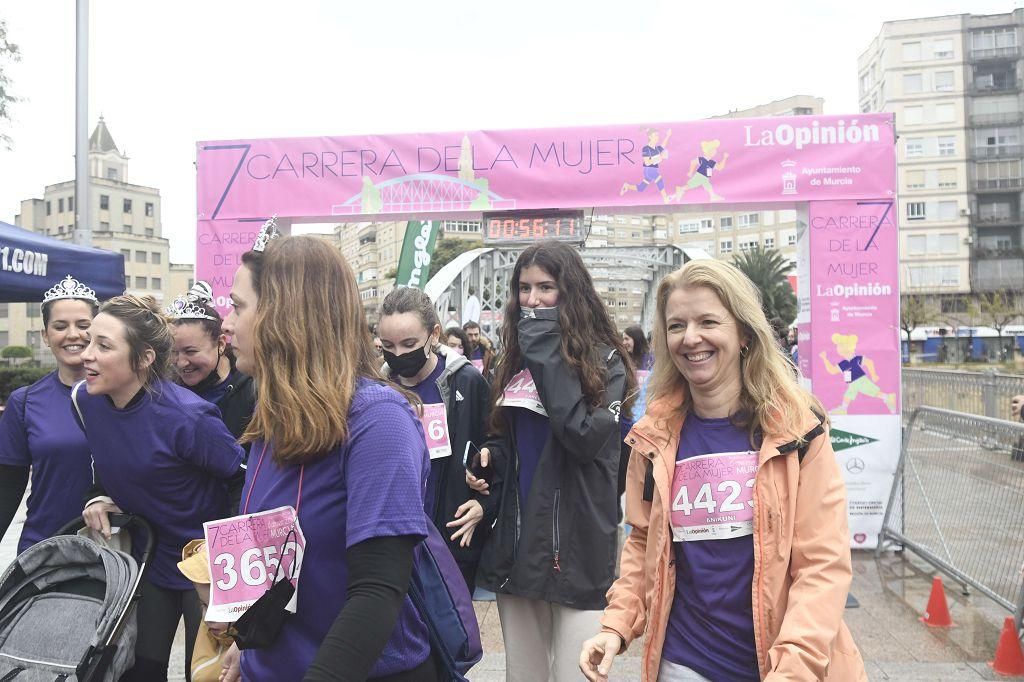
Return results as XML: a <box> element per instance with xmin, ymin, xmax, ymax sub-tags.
<box><xmin>239</xmin><ymin>380</ymin><xmax>431</xmax><ymax>681</ymax></box>
<box><xmin>513</xmin><ymin>408</ymin><xmax>550</xmax><ymax>509</ymax></box>
<box><xmin>662</xmin><ymin>414</ymin><xmax>760</xmax><ymax>681</ymax></box>
<box><xmin>74</xmin><ymin>379</ymin><xmax>243</xmax><ymax>590</ymax></box>
<box><xmin>0</xmin><ymin>372</ymin><xmax>93</xmax><ymax>553</ymax></box>
<box><xmin>402</xmin><ymin>355</ymin><xmax>447</xmax><ymax>516</ymax></box>
<box><xmin>838</xmin><ymin>356</ymin><xmax>866</xmax><ymax>382</ymax></box>
<box><xmin>696</xmin><ymin>156</ymin><xmax>717</xmax><ymax>177</ymax></box>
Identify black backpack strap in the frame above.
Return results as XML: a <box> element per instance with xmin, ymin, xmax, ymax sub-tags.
<box><xmin>642</xmin><ymin>459</ymin><xmax>655</xmax><ymax>502</ymax></box>
<box><xmin>776</xmin><ymin>421</ymin><xmax>826</xmax><ymax>464</ymax></box>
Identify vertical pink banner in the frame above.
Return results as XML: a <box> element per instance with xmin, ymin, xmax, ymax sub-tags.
<box><xmin>808</xmin><ymin>200</ymin><xmax>900</xmax><ymax>415</ymax></box>
<box><xmin>196</xmin><ymin>218</ymin><xmax>267</xmax><ymax>313</ymax></box>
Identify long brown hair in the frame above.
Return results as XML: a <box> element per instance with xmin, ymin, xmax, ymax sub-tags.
<box><xmin>240</xmin><ymin>235</ymin><xmax>381</xmax><ymax>463</ymax></box>
<box><xmin>490</xmin><ymin>241</ymin><xmax>636</xmax><ymax>432</ymax></box>
<box><xmin>647</xmin><ymin>259</ymin><xmax>824</xmax><ymax>442</ymax></box>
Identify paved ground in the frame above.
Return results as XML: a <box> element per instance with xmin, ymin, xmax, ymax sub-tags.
<box><xmin>1</xmin><ymin>502</ymin><xmax>1015</xmax><ymax>680</ymax></box>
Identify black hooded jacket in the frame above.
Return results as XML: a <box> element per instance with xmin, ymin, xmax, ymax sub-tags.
<box><xmin>477</xmin><ymin>310</ymin><xmax>627</xmax><ymax>610</ymax></box>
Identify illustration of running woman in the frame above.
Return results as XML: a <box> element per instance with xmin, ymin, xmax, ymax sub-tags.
<box><xmin>672</xmin><ymin>139</ymin><xmax>729</xmax><ymax>202</ymax></box>
<box><xmin>819</xmin><ymin>333</ymin><xmax>897</xmax><ymax>414</ymax></box>
<box><xmin>620</xmin><ymin>128</ymin><xmax>673</xmax><ymax>203</ymax></box>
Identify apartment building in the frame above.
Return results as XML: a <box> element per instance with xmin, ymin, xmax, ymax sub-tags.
<box><xmin>2</xmin><ymin>118</ymin><xmax>195</xmax><ymax>350</ymax></box>
<box><xmin>859</xmin><ymin>11</ymin><xmax>1024</xmax><ymax>314</ymax></box>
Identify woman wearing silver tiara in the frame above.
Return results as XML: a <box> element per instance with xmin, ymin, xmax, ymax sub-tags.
<box><xmin>0</xmin><ymin>276</ymin><xmax>100</xmax><ymax>551</ymax></box>
<box><xmin>168</xmin><ymin>282</ymin><xmax>256</xmax><ymax>484</ymax></box>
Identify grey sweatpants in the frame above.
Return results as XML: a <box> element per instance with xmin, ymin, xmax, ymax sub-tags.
<box><xmin>496</xmin><ymin>592</ymin><xmax>602</xmax><ymax>682</ymax></box>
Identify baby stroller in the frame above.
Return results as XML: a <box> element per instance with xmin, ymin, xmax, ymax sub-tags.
<box><xmin>0</xmin><ymin>513</ymin><xmax>154</xmax><ymax>681</ymax></box>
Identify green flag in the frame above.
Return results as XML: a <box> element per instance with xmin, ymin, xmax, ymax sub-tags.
<box><xmin>394</xmin><ymin>220</ymin><xmax>441</xmax><ymax>289</ymax></box>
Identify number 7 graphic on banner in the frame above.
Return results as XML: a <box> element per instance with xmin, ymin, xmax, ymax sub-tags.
<box><xmin>201</xmin><ymin>144</ymin><xmax>252</xmax><ymax>219</ymax></box>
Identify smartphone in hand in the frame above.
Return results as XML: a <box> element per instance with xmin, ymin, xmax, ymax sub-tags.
<box><xmin>464</xmin><ymin>441</ymin><xmax>492</xmax><ymax>484</ymax></box>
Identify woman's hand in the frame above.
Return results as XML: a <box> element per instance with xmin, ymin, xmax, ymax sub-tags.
<box><xmin>83</xmin><ymin>500</ymin><xmax>123</xmax><ymax>539</ymax></box>
<box><xmin>219</xmin><ymin>642</ymin><xmax>241</xmax><ymax>682</ymax></box>
<box><xmin>465</xmin><ymin>447</ymin><xmax>490</xmax><ymax>495</ymax></box>
<box><xmin>579</xmin><ymin>631</ymin><xmax>624</xmax><ymax>681</ymax></box>
<box><xmin>447</xmin><ymin>500</ymin><xmax>484</xmax><ymax>547</ymax></box>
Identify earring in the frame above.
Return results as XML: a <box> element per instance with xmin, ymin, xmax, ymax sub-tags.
<box><xmin>740</xmin><ymin>346</ymin><xmax>749</xmax><ymax>358</ymax></box>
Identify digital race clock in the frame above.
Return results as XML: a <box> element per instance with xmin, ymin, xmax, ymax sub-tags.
<box><xmin>482</xmin><ymin>210</ymin><xmax>586</xmax><ymax>245</ymax></box>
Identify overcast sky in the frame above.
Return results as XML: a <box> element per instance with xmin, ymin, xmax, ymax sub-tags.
<box><xmin>0</xmin><ymin>0</ymin><xmax>1012</xmax><ymax>263</ymax></box>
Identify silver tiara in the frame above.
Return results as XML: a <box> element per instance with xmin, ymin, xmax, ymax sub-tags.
<box><xmin>252</xmin><ymin>215</ymin><xmax>280</xmax><ymax>253</ymax></box>
<box><xmin>42</xmin><ymin>275</ymin><xmax>98</xmax><ymax>305</ymax></box>
<box><xmin>166</xmin><ymin>294</ymin><xmax>218</xmax><ymax>321</ymax></box>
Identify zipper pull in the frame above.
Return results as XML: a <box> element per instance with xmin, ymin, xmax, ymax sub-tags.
<box><xmin>553</xmin><ymin>551</ymin><xmax>561</xmax><ymax>573</ymax></box>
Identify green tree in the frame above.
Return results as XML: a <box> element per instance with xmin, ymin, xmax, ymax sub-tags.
<box><xmin>975</xmin><ymin>291</ymin><xmax>1021</xmax><ymax>360</ymax></box>
<box><xmin>0</xmin><ymin>345</ymin><xmax>32</xmax><ymax>359</ymax></box>
<box><xmin>732</xmin><ymin>246</ymin><xmax>797</xmax><ymax>325</ymax></box>
<box><xmin>0</xmin><ymin>19</ymin><xmax>21</xmax><ymax>150</ymax></box>
<box><xmin>900</xmin><ymin>295</ymin><xmax>939</xmax><ymax>344</ymax></box>
<box><xmin>428</xmin><ymin>237</ymin><xmax>483</xmax><ymax>280</ymax></box>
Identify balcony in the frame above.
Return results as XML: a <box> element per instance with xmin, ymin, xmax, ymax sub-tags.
<box><xmin>969</xmin><ymin>78</ymin><xmax>1022</xmax><ymax>95</ymax></box>
<box><xmin>973</xmin><ymin>145</ymin><xmax>1024</xmax><ymax>159</ymax></box>
<box><xmin>971</xmin><ymin>253</ymin><xmax>1024</xmax><ymax>291</ymax></box>
<box><xmin>970</xmin><ymin>111</ymin><xmax>1024</xmax><ymax>127</ymax></box>
<box><xmin>973</xmin><ymin>213</ymin><xmax>1022</xmax><ymax>226</ymax></box>
<box><xmin>973</xmin><ymin>177</ymin><xmax>1024</xmax><ymax>191</ymax></box>
<box><xmin>970</xmin><ymin>45</ymin><xmax>1021</xmax><ymax>61</ymax></box>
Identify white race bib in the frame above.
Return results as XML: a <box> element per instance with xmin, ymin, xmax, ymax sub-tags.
<box><xmin>670</xmin><ymin>451</ymin><xmax>758</xmax><ymax>542</ymax></box>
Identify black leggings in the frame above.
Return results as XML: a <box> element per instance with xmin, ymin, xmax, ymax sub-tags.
<box><xmin>120</xmin><ymin>580</ymin><xmax>202</xmax><ymax>682</ymax></box>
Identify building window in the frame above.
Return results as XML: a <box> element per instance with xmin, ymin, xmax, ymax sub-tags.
<box><xmin>135</xmin><ymin>250</ymin><xmax>147</xmax><ymax>263</ymax></box>
<box><xmin>0</xmin><ymin>332</ymin><xmax>8</xmax><ymax>347</ymax></box>
<box><xmin>123</xmin><ymin>199</ymin><xmax>132</xmax><ymax>213</ymax></box>
<box><xmin>100</xmin><ymin>221</ymin><xmax>110</xmax><ymax>230</ymax></box>
<box><xmin>908</xmin><ymin>234</ymin><xmax>927</xmax><ymax>255</ymax></box>
<box><xmin>720</xmin><ymin>239</ymin><xmax>733</xmax><ymax>254</ymax></box>
<box><xmin>907</xmin><ymin>202</ymin><xmax>926</xmax><ymax>220</ymax></box>
<box><xmin>135</xmin><ymin>276</ymin><xmax>147</xmax><ymax>289</ymax></box>
<box><xmin>441</xmin><ymin>220</ymin><xmax>480</xmax><ymax>233</ymax></box>
<box><xmin>938</xmin><ymin>168</ymin><xmax>957</xmax><ymax>188</ymax></box>
<box><xmin>739</xmin><ymin>239</ymin><xmax>759</xmax><ymax>252</ymax></box>
<box><xmin>120</xmin><ymin>249</ymin><xmax>130</xmax><ymax>260</ymax></box>
<box><xmin>933</xmin><ymin>38</ymin><xmax>954</xmax><ymax>59</ymax></box>
<box><xmin>145</xmin><ymin>202</ymin><xmax>154</xmax><ymax>217</ymax></box>
<box><xmin>0</xmin><ymin>303</ymin><xmax>7</xmax><ymax>318</ymax></box>
<box><xmin>107</xmin><ymin>168</ymin><xmax>118</xmax><ymax>180</ymax></box>
<box><xmin>787</xmin><ymin>233</ymin><xmax>797</xmax><ymax>246</ymax></box>
<box><xmin>124</xmin><ymin>275</ymin><xmax>130</xmax><ymax>288</ymax></box>
<box><xmin>738</xmin><ymin>213</ymin><xmax>759</xmax><ymax>227</ymax></box>
<box><xmin>152</xmin><ymin>252</ymin><xmax>161</xmax><ymax>264</ymax></box>
<box><xmin>45</xmin><ymin>201</ymin><xmax>51</xmax><ymax>216</ymax></box>
<box><xmin>906</xmin><ymin>138</ymin><xmax>924</xmax><ymax>157</ymax></box>
<box><xmin>68</xmin><ymin>196</ymin><xmax>74</xmax><ymax>212</ymax></box>
<box><xmin>903</xmin><ymin>73</ymin><xmax>923</xmax><ymax>94</ymax></box>
<box><xmin>188</xmin><ymin>279</ymin><xmax>195</xmax><ymax>289</ymax></box>
<box><xmin>906</xmin><ymin>169</ymin><xmax>925</xmax><ymax>190</ymax></box>
<box><xmin>763</xmin><ymin>237</ymin><xmax>775</xmax><ymax>249</ymax></box>
<box><xmin>935</xmin><ymin>103</ymin><xmax>955</xmax><ymax>123</ymax></box>
<box><xmin>719</xmin><ymin>217</ymin><xmax>733</xmax><ymax>231</ymax></box>
<box><xmin>679</xmin><ymin>221</ymin><xmax>700</xmax><ymax>235</ymax></box>
<box><xmin>902</xmin><ymin>42</ymin><xmax>922</xmax><ymax>62</ymax></box>
<box><xmin>58</xmin><ymin>225</ymin><xmax>64</xmax><ymax>234</ymax></box>
<box><xmin>934</xmin><ymin>71</ymin><xmax>954</xmax><ymax>92</ymax></box>
<box><xmin>58</xmin><ymin>198</ymin><xmax>64</xmax><ymax>213</ymax></box>
<box><xmin>100</xmin><ymin>195</ymin><xmax>109</xmax><ymax>210</ymax></box>
<box><xmin>123</xmin><ymin>224</ymin><xmax>132</xmax><ymax>233</ymax></box>
<box><xmin>145</xmin><ymin>228</ymin><xmax>154</xmax><ymax>238</ymax></box>
<box><xmin>903</xmin><ymin>106</ymin><xmax>923</xmax><ymax>125</ymax></box>
<box><xmin>151</xmin><ymin>277</ymin><xmax>162</xmax><ymax>290</ymax></box>
<box><xmin>937</xmin><ymin>201</ymin><xmax>958</xmax><ymax>220</ymax></box>
<box><xmin>937</xmin><ymin>136</ymin><xmax>956</xmax><ymax>156</ymax></box>
<box><xmin>972</xmin><ymin>28</ymin><xmax>1018</xmax><ymax>52</ymax></box>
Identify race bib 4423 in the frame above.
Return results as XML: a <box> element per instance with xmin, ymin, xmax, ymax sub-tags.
<box><xmin>670</xmin><ymin>451</ymin><xmax>759</xmax><ymax>542</ymax></box>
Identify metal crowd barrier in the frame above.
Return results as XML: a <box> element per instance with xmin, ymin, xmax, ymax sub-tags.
<box><xmin>877</xmin><ymin>406</ymin><xmax>1024</xmax><ymax>631</ymax></box>
<box><xmin>902</xmin><ymin>368</ymin><xmax>1024</xmax><ymax>420</ymax></box>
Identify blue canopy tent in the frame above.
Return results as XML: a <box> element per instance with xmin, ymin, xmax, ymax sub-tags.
<box><xmin>0</xmin><ymin>221</ymin><xmax>124</xmax><ymax>303</ymax></box>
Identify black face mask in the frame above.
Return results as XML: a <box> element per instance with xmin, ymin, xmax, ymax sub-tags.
<box><xmin>384</xmin><ymin>344</ymin><xmax>431</xmax><ymax>378</ymax></box>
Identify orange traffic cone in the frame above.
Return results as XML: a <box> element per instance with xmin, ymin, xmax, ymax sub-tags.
<box><xmin>989</xmin><ymin>616</ymin><xmax>1024</xmax><ymax>677</ymax></box>
<box><xmin>919</xmin><ymin>576</ymin><xmax>954</xmax><ymax>627</ymax></box>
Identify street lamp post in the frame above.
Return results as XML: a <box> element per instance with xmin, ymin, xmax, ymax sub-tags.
<box><xmin>74</xmin><ymin>0</ymin><xmax>90</xmax><ymax>247</ymax></box>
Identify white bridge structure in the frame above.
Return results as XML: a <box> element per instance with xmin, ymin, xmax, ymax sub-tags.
<box><xmin>423</xmin><ymin>245</ymin><xmax>710</xmax><ymax>336</ymax></box>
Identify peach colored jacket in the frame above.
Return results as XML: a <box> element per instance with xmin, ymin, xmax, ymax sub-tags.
<box><xmin>600</xmin><ymin>394</ymin><xmax>867</xmax><ymax>681</ymax></box>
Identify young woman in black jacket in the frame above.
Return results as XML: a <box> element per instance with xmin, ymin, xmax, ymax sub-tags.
<box><xmin>466</xmin><ymin>241</ymin><xmax>636</xmax><ymax>681</ymax></box>
<box><xmin>378</xmin><ymin>287</ymin><xmax>492</xmax><ymax>592</ymax></box>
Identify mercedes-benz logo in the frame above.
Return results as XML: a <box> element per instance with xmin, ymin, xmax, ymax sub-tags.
<box><xmin>846</xmin><ymin>457</ymin><xmax>866</xmax><ymax>474</ymax></box>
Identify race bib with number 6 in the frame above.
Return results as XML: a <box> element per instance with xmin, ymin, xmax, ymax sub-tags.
<box><xmin>203</xmin><ymin>506</ymin><xmax>306</xmax><ymax>622</ymax></box>
<box><xmin>670</xmin><ymin>451</ymin><xmax>758</xmax><ymax>542</ymax></box>
<box><xmin>419</xmin><ymin>403</ymin><xmax>452</xmax><ymax>459</ymax></box>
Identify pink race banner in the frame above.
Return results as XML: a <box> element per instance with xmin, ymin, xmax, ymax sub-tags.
<box><xmin>196</xmin><ymin>114</ymin><xmax>895</xmax><ymax>293</ymax></box>
<box><xmin>806</xmin><ymin>200</ymin><xmax>900</xmax><ymax>416</ymax></box>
